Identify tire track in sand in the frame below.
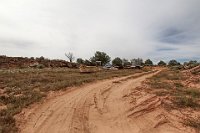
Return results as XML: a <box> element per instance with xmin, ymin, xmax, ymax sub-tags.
<box><xmin>19</xmin><ymin>71</ymin><xmax>189</xmax><ymax>133</ymax></box>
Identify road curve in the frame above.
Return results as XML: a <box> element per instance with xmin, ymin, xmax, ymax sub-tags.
<box><xmin>18</xmin><ymin>71</ymin><xmax>186</xmax><ymax>133</ymax></box>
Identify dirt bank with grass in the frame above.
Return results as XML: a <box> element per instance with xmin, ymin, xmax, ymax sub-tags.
<box><xmin>142</xmin><ymin>68</ymin><xmax>200</xmax><ymax>132</ymax></box>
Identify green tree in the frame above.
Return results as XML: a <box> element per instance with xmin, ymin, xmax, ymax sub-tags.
<box><xmin>84</xmin><ymin>60</ymin><xmax>94</xmax><ymax>66</ymax></box>
<box><xmin>184</xmin><ymin>60</ymin><xmax>199</xmax><ymax>68</ymax></box>
<box><xmin>112</xmin><ymin>57</ymin><xmax>123</xmax><ymax>67</ymax></box>
<box><xmin>76</xmin><ymin>58</ymin><xmax>84</xmax><ymax>64</ymax></box>
<box><xmin>90</xmin><ymin>51</ymin><xmax>111</xmax><ymax>66</ymax></box>
<box><xmin>168</xmin><ymin>60</ymin><xmax>180</xmax><ymax>66</ymax></box>
<box><xmin>188</xmin><ymin>60</ymin><xmax>199</xmax><ymax>66</ymax></box>
<box><xmin>144</xmin><ymin>59</ymin><xmax>153</xmax><ymax>66</ymax></box>
<box><xmin>158</xmin><ymin>60</ymin><xmax>166</xmax><ymax>66</ymax></box>
<box><xmin>122</xmin><ymin>58</ymin><xmax>131</xmax><ymax>67</ymax></box>
<box><xmin>131</xmin><ymin>58</ymin><xmax>143</xmax><ymax>66</ymax></box>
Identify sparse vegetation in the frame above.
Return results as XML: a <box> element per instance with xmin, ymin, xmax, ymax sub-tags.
<box><xmin>0</xmin><ymin>68</ymin><xmax>145</xmax><ymax>132</ymax></box>
<box><xmin>147</xmin><ymin>68</ymin><xmax>200</xmax><ymax>131</ymax></box>
<box><xmin>184</xmin><ymin>60</ymin><xmax>199</xmax><ymax>69</ymax></box>
<box><xmin>184</xmin><ymin>117</ymin><xmax>200</xmax><ymax>131</ymax></box>
<box><xmin>185</xmin><ymin>89</ymin><xmax>200</xmax><ymax>98</ymax></box>
<box><xmin>149</xmin><ymin>69</ymin><xmax>185</xmax><ymax>81</ymax></box>
<box><xmin>173</xmin><ymin>96</ymin><xmax>199</xmax><ymax>108</ymax></box>
<box><xmin>0</xmin><ymin>54</ymin><xmax>199</xmax><ymax>132</ymax></box>
<box><xmin>148</xmin><ymin>69</ymin><xmax>200</xmax><ymax>108</ymax></box>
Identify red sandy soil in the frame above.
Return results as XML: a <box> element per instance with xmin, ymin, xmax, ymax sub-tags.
<box><xmin>16</xmin><ymin>71</ymin><xmax>195</xmax><ymax>133</ymax></box>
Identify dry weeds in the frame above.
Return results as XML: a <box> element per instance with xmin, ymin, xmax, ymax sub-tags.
<box><xmin>146</xmin><ymin>69</ymin><xmax>200</xmax><ymax>131</ymax></box>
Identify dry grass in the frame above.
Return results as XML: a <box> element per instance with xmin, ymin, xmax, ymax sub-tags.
<box><xmin>173</xmin><ymin>96</ymin><xmax>199</xmax><ymax>108</ymax></box>
<box><xmin>184</xmin><ymin>117</ymin><xmax>200</xmax><ymax>131</ymax></box>
<box><xmin>149</xmin><ymin>70</ymin><xmax>200</xmax><ymax>108</ymax></box>
<box><xmin>147</xmin><ymin>69</ymin><xmax>200</xmax><ymax>131</ymax></box>
<box><xmin>0</xmin><ymin>68</ymin><xmax>145</xmax><ymax>132</ymax></box>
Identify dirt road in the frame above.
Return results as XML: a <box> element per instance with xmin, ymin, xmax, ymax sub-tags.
<box><xmin>19</xmin><ymin>71</ymin><xmax>187</xmax><ymax>133</ymax></box>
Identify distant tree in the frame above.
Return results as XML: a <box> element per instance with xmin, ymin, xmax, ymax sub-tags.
<box><xmin>39</xmin><ymin>56</ymin><xmax>45</xmax><ymax>60</ymax></box>
<box><xmin>131</xmin><ymin>58</ymin><xmax>143</xmax><ymax>66</ymax></box>
<box><xmin>76</xmin><ymin>58</ymin><xmax>84</xmax><ymax>64</ymax></box>
<box><xmin>122</xmin><ymin>58</ymin><xmax>131</xmax><ymax>67</ymax></box>
<box><xmin>144</xmin><ymin>59</ymin><xmax>153</xmax><ymax>66</ymax></box>
<box><xmin>84</xmin><ymin>59</ymin><xmax>95</xmax><ymax>66</ymax></box>
<box><xmin>90</xmin><ymin>51</ymin><xmax>111</xmax><ymax>66</ymax></box>
<box><xmin>158</xmin><ymin>60</ymin><xmax>166</xmax><ymax>66</ymax></box>
<box><xmin>112</xmin><ymin>57</ymin><xmax>123</xmax><ymax>67</ymax></box>
<box><xmin>183</xmin><ymin>62</ymin><xmax>187</xmax><ymax>66</ymax></box>
<box><xmin>168</xmin><ymin>60</ymin><xmax>180</xmax><ymax>66</ymax></box>
<box><xmin>188</xmin><ymin>60</ymin><xmax>199</xmax><ymax>65</ymax></box>
<box><xmin>184</xmin><ymin>60</ymin><xmax>199</xmax><ymax>68</ymax></box>
<box><xmin>36</xmin><ymin>56</ymin><xmax>45</xmax><ymax>62</ymax></box>
<box><xmin>65</xmin><ymin>52</ymin><xmax>75</xmax><ymax>63</ymax></box>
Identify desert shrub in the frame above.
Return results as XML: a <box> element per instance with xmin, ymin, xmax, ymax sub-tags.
<box><xmin>37</xmin><ymin>64</ymin><xmax>45</xmax><ymax>69</ymax></box>
<box><xmin>0</xmin><ymin>109</ymin><xmax>18</xmax><ymax>133</ymax></box>
<box><xmin>174</xmin><ymin>82</ymin><xmax>184</xmax><ymax>88</ymax></box>
<box><xmin>149</xmin><ymin>81</ymin><xmax>173</xmax><ymax>90</ymax></box>
<box><xmin>170</xmin><ymin>65</ymin><xmax>184</xmax><ymax>70</ymax></box>
<box><xmin>184</xmin><ymin>117</ymin><xmax>200</xmax><ymax>131</ymax></box>
<box><xmin>173</xmin><ymin>96</ymin><xmax>199</xmax><ymax>108</ymax></box>
<box><xmin>166</xmin><ymin>73</ymin><xmax>180</xmax><ymax>80</ymax></box>
<box><xmin>151</xmin><ymin>70</ymin><xmax>185</xmax><ymax>81</ymax></box>
<box><xmin>191</xmin><ymin>69</ymin><xmax>200</xmax><ymax>75</ymax></box>
<box><xmin>151</xmin><ymin>71</ymin><xmax>168</xmax><ymax>80</ymax></box>
<box><xmin>185</xmin><ymin>89</ymin><xmax>200</xmax><ymax>98</ymax></box>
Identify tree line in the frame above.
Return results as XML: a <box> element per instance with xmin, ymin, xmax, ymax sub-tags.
<box><xmin>65</xmin><ymin>51</ymin><xmax>199</xmax><ymax>67</ymax></box>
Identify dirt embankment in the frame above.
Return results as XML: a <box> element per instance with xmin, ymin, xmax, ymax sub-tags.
<box><xmin>183</xmin><ymin>65</ymin><xmax>200</xmax><ymax>88</ymax></box>
<box><xmin>17</xmin><ymin>71</ymin><xmax>193</xmax><ymax>133</ymax></box>
<box><xmin>0</xmin><ymin>55</ymin><xmax>77</xmax><ymax>69</ymax></box>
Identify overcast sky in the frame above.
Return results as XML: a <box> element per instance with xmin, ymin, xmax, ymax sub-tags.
<box><xmin>0</xmin><ymin>0</ymin><xmax>200</xmax><ymax>62</ymax></box>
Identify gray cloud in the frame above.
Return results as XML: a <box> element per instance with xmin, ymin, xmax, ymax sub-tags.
<box><xmin>156</xmin><ymin>47</ymin><xmax>178</xmax><ymax>52</ymax></box>
<box><xmin>157</xmin><ymin>28</ymin><xmax>192</xmax><ymax>44</ymax></box>
<box><xmin>0</xmin><ymin>38</ymin><xmax>35</xmax><ymax>48</ymax></box>
<box><xmin>0</xmin><ymin>0</ymin><xmax>200</xmax><ymax>61</ymax></box>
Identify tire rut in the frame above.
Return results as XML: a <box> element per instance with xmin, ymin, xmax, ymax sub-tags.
<box><xmin>18</xmin><ymin>71</ymin><xmax>187</xmax><ymax>133</ymax></box>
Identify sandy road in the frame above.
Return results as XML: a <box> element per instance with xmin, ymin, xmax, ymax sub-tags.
<box><xmin>19</xmin><ymin>71</ymin><xmax>187</xmax><ymax>133</ymax></box>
